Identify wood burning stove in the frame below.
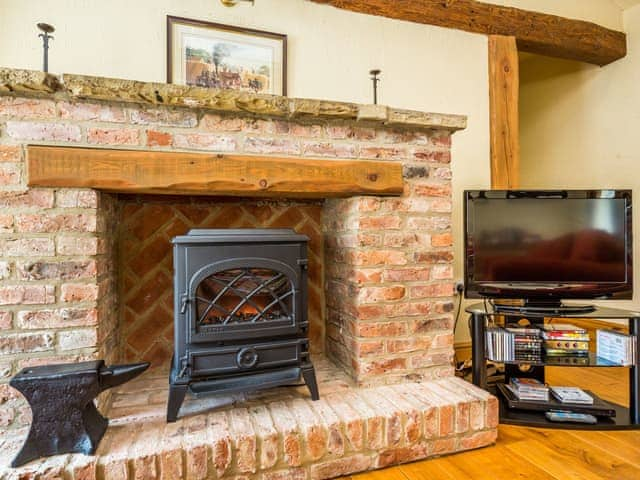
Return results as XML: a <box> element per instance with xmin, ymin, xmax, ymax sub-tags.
<box><xmin>167</xmin><ymin>229</ymin><xmax>319</xmax><ymax>422</ymax></box>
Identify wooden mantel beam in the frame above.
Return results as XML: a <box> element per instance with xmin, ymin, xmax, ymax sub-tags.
<box><xmin>310</xmin><ymin>0</ymin><xmax>626</xmax><ymax>66</ymax></box>
<box><xmin>26</xmin><ymin>146</ymin><xmax>404</xmax><ymax>198</ymax></box>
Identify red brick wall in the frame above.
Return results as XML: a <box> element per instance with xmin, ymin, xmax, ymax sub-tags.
<box><xmin>118</xmin><ymin>196</ymin><xmax>324</xmax><ymax>365</ymax></box>
<box><xmin>0</xmin><ymin>94</ymin><xmax>455</xmax><ymax>428</ymax></box>
<box><xmin>323</xmin><ymin>132</ymin><xmax>455</xmax><ymax>386</ymax></box>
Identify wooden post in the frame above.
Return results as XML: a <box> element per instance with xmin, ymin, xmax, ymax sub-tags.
<box><xmin>489</xmin><ymin>35</ymin><xmax>520</xmax><ymax>189</ymax></box>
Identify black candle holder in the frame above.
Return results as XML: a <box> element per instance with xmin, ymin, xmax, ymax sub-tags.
<box><xmin>369</xmin><ymin>69</ymin><xmax>381</xmax><ymax>105</ymax></box>
<box><xmin>37</xmin><ymin>23</ymin><xmax>55</xmax><ymax>73</ymax></box>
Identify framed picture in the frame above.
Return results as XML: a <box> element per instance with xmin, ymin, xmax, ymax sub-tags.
<box><xmin>167</xmin><ymin>16</ymin><xmax>287</xmax><ymax>95</ymax></box>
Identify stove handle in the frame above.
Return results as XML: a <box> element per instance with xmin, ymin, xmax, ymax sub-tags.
<box><xmin>178</xmin><ymin>357</ymin><xmax>190</xmax><ymax>378</ymax></box>
<box><xmin>180</xmin><ymin>294</ymin><xmax>189</xmax><ymax>314</ymax></box>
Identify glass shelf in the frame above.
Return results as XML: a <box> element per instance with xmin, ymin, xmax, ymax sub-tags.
<box><xmin>467</xmin><ymin>302</ymin><xmax>640</xmax><ymax>320</ymax></box>
<box><xmin>489</xmin><ymin>384</ymin><xmax>636</xmax><ymax>430</ymax></box>
<box><xmin>492</xmin><ymin>352</ymin><xmax>630</xmax><ymax>367</ymax></box>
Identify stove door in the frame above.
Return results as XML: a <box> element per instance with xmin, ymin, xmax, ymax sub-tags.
<box><xmin>185</xmin><ymin>258</ymin><xmax>302</xmax><ymax>343</ymax></box>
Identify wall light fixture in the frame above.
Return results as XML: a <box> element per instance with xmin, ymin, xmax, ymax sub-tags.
<box><xmin>220</xmin><ymin>0</ymin><xmax>255</xmax><ymax>6</ymax></box>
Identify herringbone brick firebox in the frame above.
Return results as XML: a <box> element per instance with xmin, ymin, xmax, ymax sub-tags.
<box><xmin>118</xmin><ymin>197</ymin><xmax>325</xmax><ymax>364</ymax></box>
<box><xmin>0</xmin><ymin>68</ymin><xmax>496</xmax><ymax>479</ymax></box>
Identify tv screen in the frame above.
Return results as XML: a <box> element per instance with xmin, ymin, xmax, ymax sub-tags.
<box><xmin>464</xmin><ymin>190</ymin><xmax>633</xmax><ymax>301</ymax></box>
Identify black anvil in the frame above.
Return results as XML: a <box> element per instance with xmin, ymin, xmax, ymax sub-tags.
<box><xmin>10</xmin><ymin>360</ymin><xmax>149</xmax><ymax>468</ymax></box>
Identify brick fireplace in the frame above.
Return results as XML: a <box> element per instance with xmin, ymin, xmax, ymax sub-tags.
<box><xmin>0</xmin><ymin>68</ymin><xmax>497</xmax><ymax>479</ymax></box>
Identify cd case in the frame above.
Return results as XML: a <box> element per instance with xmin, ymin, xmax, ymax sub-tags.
<box><xmin>496</xmin><ymin>383</ymin><xmax>616</xmax><ymax>417</ymax></box>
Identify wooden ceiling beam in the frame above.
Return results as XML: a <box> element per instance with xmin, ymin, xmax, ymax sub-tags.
<box><xmin>310</xmin><ymin>0</ymin><xmax>626</xmax><ymax>66</ymax></box>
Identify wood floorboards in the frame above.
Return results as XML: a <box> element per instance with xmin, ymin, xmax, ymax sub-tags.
<box><xmin>344</xmin><ymin>366</ymin><xmax>640</xmax><ymax>480</ymax></box>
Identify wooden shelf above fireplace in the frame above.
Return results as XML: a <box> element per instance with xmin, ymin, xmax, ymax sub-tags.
<box><xmin>26</xmin><ymin>145</ymin><xmax>404</xmax><ymax>198</ymax></box>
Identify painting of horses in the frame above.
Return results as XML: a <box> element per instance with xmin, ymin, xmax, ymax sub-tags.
<box><xmin>168</xmin><ymin>16</ymin><xmax>287</xmax><ymax>95</ymax></box>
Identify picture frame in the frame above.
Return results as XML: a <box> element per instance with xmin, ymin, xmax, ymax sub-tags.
<box><xmin>167</xmin><ymin>16</ymin><xmax>287</xmax><ymax>96</ymax></box>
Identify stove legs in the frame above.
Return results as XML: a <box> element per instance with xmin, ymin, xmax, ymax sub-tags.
<box><xmin>167</xmin><ymin>383</ymin><xmax>188</xmax><ymax>423</ymax></box>
<box><xmin>167</xmin><ymin>365</ymin><xmax>318</xmax><ymax>422</ymax></box>
<box><xmin>302</xmin><ymin>364</ymin><xmax>319</xmax><ymax>401</ymax></box>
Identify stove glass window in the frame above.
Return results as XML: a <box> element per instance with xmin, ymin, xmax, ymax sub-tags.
<box><xmin>195</xmin><ymin>268</ymin><xmax>294</xmax><ymax>327</ymax></box>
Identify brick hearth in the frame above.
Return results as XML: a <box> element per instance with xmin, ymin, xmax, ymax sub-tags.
<box><xmin>0</xmin><ymin>68</ymin><xmax>496</xmax><ymax>478</ymax></box>
<box><xmin>0</xmin><ymin>360</ymin><xmax>498</xmax><ymax>479</ymax></box>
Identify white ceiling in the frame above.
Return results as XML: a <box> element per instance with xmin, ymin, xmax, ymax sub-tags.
<box><xmin>613</xmin><ymin>0</ymin><xmax>640</xmax><ymax>10</ymax></box>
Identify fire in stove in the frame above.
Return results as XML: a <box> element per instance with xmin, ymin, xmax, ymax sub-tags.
<box><xmin>195</xmin><ymin>267</ymin><xmax>293</xmax><ymax>326</ymax></box>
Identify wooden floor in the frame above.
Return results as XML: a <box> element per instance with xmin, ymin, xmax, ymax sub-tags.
<box><xmin>344</xmin><ymin>366</ymin><xmax>640</xmax><ymax>480</ymax></box>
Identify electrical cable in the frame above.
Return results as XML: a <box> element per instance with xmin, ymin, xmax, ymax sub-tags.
<box><xmin>453</xmin><ymin>288</ymin><xmax>463</xmax><ymax>367</ymax></box>
<box><xmin>452</xmin><ymin>287</ymin><xmax>463</xmax><ymax>343</ymax></box>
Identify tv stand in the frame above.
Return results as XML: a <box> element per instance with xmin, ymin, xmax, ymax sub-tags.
<box><xmin>466</xmin><ymin>303</ymin><xmax>640</xmax><ymax>429</ymax></box>
<box><xmin>492</xmin><ymin>299</ymin><xmax>596</xmax><ymax>315</ymax></box>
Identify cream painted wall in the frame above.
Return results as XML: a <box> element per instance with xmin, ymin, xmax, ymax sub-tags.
<box><xmin>0</xmin><ymin>0</ymin><xmax>628</xmax><ymax>343</ymax></box>
<box><xmin>0</xmin><ymin>0</ymin><xmax>492</xmax><ymax>345</ymax></box>
<box><xmin>614</xmin><ymin>0</ymin><xmax>640</xmax><ymax>11</ymax></box>
<box><xmin>520</xmin><ymin>5</ymin><xmax>640</xmax><ymax>315</ymax></box>
<box><xmin>0</xmin><ymin>0</ymin><xmax>624</xmax><ymax>82</ymax></box>
<box><xmin>486</xmin><ymin>0</ymin><xmax>623</xmax><ymax>30</ymax></box>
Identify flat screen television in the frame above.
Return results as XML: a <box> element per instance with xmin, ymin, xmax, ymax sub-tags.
<box><xmin>464</xmin><ymin>190</ymin><xmax>633</xmax><ymax>311</ymax></box>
